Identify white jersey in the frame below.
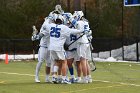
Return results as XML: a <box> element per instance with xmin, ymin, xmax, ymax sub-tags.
<box><xmin>76</xmin><ymin>20</ymin><xmax>90</xmax><ymax>44</ymax></box>
<box><xmin>47</xmin><ymin>24</ymin><xmax>82</xmax><ymax>51</ymax></box>
<box><xmin>39</xmin><ymin>19</ymin><xmax>51</xmax><ymax>48</ymax></box>
<box><xmin>65</xmin><ymin>33</ymin><xmax>77</xmax><ymax>50</ymax></box>
<box><xmin>65</xmin><ymin>25</ymin><xmax>77</xmax><ymax>50</ymax></box>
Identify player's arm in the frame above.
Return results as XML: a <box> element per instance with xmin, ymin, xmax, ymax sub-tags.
<box><xmin>69</xmin><ymin>28</ymin><xmax>82</xmax><ymax>34</ymax></box>
<box><xmin>67</xmin><ymin>26</ymin><xmax>88</xmax><ymax>35</ymax></box>
<box><xmin>31</xmin><ymin>33</ymin><xmax>44</xmax><ymax>41</ymax></box>
<box><xmin>87</xmin><ymin>30</ymin><xmax>92</xmax><ymax>41</ymax></box>
<box><xmin>31</xmin><ymin>25</ymin><xmax>48</xmax><ymax>41</ymax></box>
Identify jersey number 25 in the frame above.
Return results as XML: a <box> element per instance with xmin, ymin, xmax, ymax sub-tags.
<box><xmin>50</xmin><ymin>27</ymin><xmax>61</xmax><ymax>38</ymax></box>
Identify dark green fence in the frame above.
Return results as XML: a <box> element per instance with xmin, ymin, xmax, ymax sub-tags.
<box><xmin>0</xmin><ymin>38</ymin><xmax>139</xmax><ymax>61</ymax></box>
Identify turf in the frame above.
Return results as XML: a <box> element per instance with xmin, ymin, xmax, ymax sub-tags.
<box><xmin>0</xmin><ymin>61</ymin><xmax>140</xmax><ymax>93</ymax></box>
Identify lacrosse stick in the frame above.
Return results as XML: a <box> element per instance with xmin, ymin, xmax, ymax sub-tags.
<box><xmin>89</xmin><ymin>43</ymin><xmax>96</xmax><ymax>72</ymax></box>
<box><xmin>87</xmin><ymin>34</ymin><xmax>96</xmax><ymax>71</ymax></box>
<box><xmin>55</xmin><ymin>4</ymin><xmax>64</xmax><ymax>14</ymax></box>
<box><xmin>32</xmin><ymin>25</ymin><xmax>38</xmax><ymax>35</ymax></box>
<box><xmin>31</xmin><ymin>25</ymin><xmax>39</xmax><ymax>41</ymax></box>
<box><xmin>64</xmin><ymin>33</ymin><xmax>85</xmax><ymax>51</ymax></box>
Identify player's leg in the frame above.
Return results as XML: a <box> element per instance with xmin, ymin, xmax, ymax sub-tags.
<box><xmin>52</xmin><ymin>62</ymin><xmax>59</xmax><ymax>83</ymax></box>
<box><xmin>45</xmin><ymin>65</ymin><xmax>51</xmax><ymax>82</ymax></box>
<box><xmin>80</xmin><ymin>57</ymin><xmax>88</xmax><ymax>83</ymax></box>
<box><xmin>86</xmin><ymin>60</ymin><xmax>92</xmax><ymax>83</ymax></box>
<box><xmin>57</xmin><ymin>51</ymin><xmax>71</xmax><ymax>84</ymax></box>
<box><xmin>67</xmin><ymin>58</ymin><xmax>74</xmax><ymax>76</ymax></box>
<box><xmin>60</xmin><ymin>60</ymin><xmax>67</xmax><ymax>79</ymax></box>
<box><xmin>61</xmin><ymin>60</ymin><xmax>71</xmax><ymax>84</ymax></box>
<box><xmin>50</xmin><ymin>50</ymin><xmax>59</xmax><ymax>83</ymax></box>
<box><xmin>75</xmin><ymin>60</ymin><xmax>82</xmax><ymax>82</ymax></box>
<box><xmin>66</xmin><ymin>51</ymin><xmax>76</xmax><ymax>83</ymax></box>
<box><xmin>67</xmin><ymin>58</ymin><xmax>76</xmax><ymax>83</ymax></box>
<box><xmin>77</xmin><ymin>43</ymin><xmax>88</xmax><ymax>83</ymax></box>
<box><xmin>57</xmin><ymin>61</ymin><xmax>62</xmax><ymax>83</ymax></box>
<box><xmin>86</xmin><ymin>45</ymin><xmax>92</xmax><ymax>83</ymax></box>
<box><xmin>45</xmin><ymin>50</ymin><xmax>51</xmax><ymax>82</ymax></box>
<box><xmin>35</xmin><ymin>47</ymin><xmax>45</xmax><ymax>83</ymax></box>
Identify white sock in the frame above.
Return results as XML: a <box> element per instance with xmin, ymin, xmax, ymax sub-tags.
<box><xmin>71</xmin><ymin>75</ymin><xmax>75</xmax><ymax>78</ymax></box>
<box><xmin>87</xmin><ymin>75</ymin><xmax>92</xmax><ymax>79</ymax></box>
<box><xmin>78</xmin><ymin>77</ymin><xmax>81</xmax><ymax>80</ymax></box>
<box><xmin>46</xmin><ymin>74</ymin><xmax>50</xmax><ymax>80</ymax></box>
<box><xmin>62</xmin><ymin>76</ymin><xmax>66</xmax><ymax>80</ymax></box>
<box><xmin>58</xmin><ymin>75</ymin><xmax>62</xmax><ymax>79</ymax></box>
<box><xmin>83</xmin><ymin>76</ymin><xmax>88</xmax><ymax>80</ymax></box>
<box><xmin>52</xmin><ymin>74</ymin><xmax>56</xmax><ymax>78</ymax></box>
<box><xmin>53</xmin><ymin>66</ymin><xmax>59</xmax><ymax>72</ymax></box>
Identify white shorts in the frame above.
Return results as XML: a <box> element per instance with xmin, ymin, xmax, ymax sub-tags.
<box><xmin>66</xmin><ymin>50</ymin><xmax>77</xmax><ymax>59</ymax></box>
<box><xmin>38</xmin><ymin>47</ymin><xmax>51</xmax><ymax>67</ymax></box>
<box><xmin>86</xmin><ymin>45</ymin><xmax>92</xmax><ymax>60</ymax></box>
<box><xmin>76</xmin><ymin>43</ymin><xmax>90</xmax><ymax>61</ymax></box>
<box><xmin>50</xmin><ymin>50</ymin><xmax>66</xmax><ymax>61</ymax></box>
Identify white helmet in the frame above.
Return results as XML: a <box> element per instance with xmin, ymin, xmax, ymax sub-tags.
<box><xmin>53</xmin><ymin>14</ymin><xmax>64</xmax><ymax>23</ymax></box>
<box><xmin>62</xmin><ymin>13</ymin><xmax>72</xmax><ymax>19</ymax></box>
<box><xmin>73</xmin><ymin>11</ymin><xmax>84</xmax><ymax>21</ymax></box>
<box><xmin>62</xmin><ymin>13</ymin><xmax>72</xmax><ymax>24</ymax></box>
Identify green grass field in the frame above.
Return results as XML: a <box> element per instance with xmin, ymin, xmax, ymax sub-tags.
<box><xmin>0</xmin><ymin>61</ymin><xmax>140</xmax><ymax>93</ymax></box>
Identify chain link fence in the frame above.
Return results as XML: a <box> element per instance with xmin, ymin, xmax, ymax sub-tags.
<box><xmin>0</xmin><ymin>38</ymin><xmax>139</xmax><ymax>61</ymax></box>
<box><xmin>0</xmin><ymin>39</ymin><xmax>39</xmax><ymax>60</ymax></box>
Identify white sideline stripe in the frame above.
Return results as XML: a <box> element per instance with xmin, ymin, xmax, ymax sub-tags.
<box><xmin>0</xmin><ymin>81</ymin><xmax>5</xmax><ymax>84</ymax></box>
<box><xmin>95</xmin><ymin>80</ymin><xmax>140</xmax><ymax>87</ymax></box>
<box><xmin>62</xmin><ymin>85</ymin><xmax>124</xmax><ymax>93</ymax></box>
<box><xmin>0</xmin><ymin>71</ymin><xmax>140</xmax><ymax>87</ymax></box>
<box><xmin>0</xmin><ymin>72</ymin><xmax>35</xmax><ymax>77</ymax></box>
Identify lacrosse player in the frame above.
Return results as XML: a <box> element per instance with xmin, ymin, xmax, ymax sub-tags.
<box><xmin>65</xmin><ymin>33</ymin><xmax>77</xmax><ymax>83</ymax></box>
<box><xmin>31</xmin><ymin>13</ymin><xmax>54</xmax><ymax>83</ymax></box>
<box><xmin>76</xmin><ymin>11</ymin><xmax>93</xmax><ymax>83</ymax></box>
<box><xmin>71</xmin><ymin>11</ymin><xmax>91</xmax><ymax>83</ymax></box>
<box><xmin>32</xmin><ymin>4</ymin><xmax>64</xmax><ymax>83</ymax></box>
<box><xmin>62</xmin><ymin>13</ymin><xmax>78</xmax><ymax>83</ymax></box>
<box><xmin>84</xmin><ymin>22</ymin><xmax>93</xmax><ymax>83</ymax></box>
<box><xmin>49</xmin><ymin>5</ymin><xmax>65</xmax><ymax>83</ymax></box>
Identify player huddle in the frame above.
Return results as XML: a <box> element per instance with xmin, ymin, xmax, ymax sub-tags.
<box><xmin>31</xmin><ymin>5</ymin><xmax>93</xmax><ymax>84</ymax></box>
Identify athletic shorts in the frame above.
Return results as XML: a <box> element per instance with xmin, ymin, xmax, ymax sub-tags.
<box><xmin>75</xmin><ymin>43</ymin><xmax>90</xmax><ymax>61</ymax></box>
<box><xmin>66</xmin><ymin>50</ymin><xmax>77</xmax><ymax>59</ymax></box>
<box><xmin>86</xmin><ymin>45</ymin><xmax>91</xmax><ymax>61</ymax></box>
<box><xmin>38</xmin><ymin>47</ymin><xmax>51</xmax><ymax>67</ymax></box>
<box><xmin>50</xmin><ymin>50</ymin><xmax>66</xmax><ymax>61</ymax></box>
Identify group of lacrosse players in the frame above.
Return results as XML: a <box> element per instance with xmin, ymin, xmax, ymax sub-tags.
<box><xmin>31</xmin><ymin>5</ymin><xmax>93</xmax><ymax>84</ymax></box>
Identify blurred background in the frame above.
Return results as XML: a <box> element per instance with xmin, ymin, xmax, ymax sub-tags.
<box><xmin>0</xmin><ymin>0</ymin><xmax>140</xmax><ymax>61</ymax></box>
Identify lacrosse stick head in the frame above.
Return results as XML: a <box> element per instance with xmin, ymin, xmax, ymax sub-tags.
<box><xmin>32</xmin><ymin>25</ymin><xmax>38</xmax><ymax>35</ymax></box>
<box><xmin>32</xmin><ymin>25</ymin><xmax>36</xmax><ymax>29</ymax></box>
<box><xmin>55</xmin><ymin>4</ymin><xmax>64</xmax><ymax>14</ymax></box>
<box><xmin>89</xmin><ymin>62</ymin><xmax>96</xmax><ymax>72</ymax></box>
